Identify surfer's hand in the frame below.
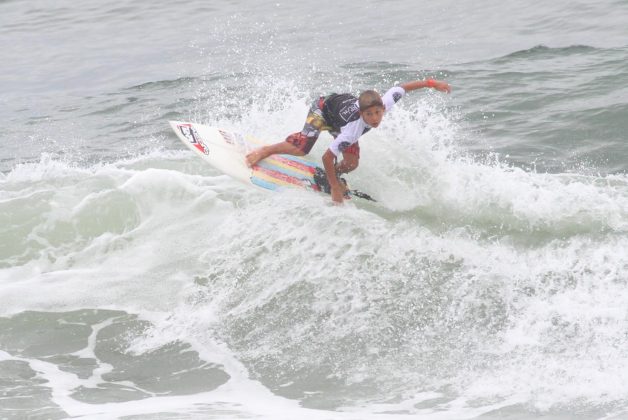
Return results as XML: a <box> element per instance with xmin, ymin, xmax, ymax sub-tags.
<box><xmin>331</xmin><ymin>185</ymin><xmax>344</xmax><ymax>204</ymax></box>
<box><xmin>427</xmin><ymin>79</ymin><xmax>451</xmax><ymax>93</ymax></box>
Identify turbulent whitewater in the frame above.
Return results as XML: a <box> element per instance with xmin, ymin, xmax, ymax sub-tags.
<box><xmin>2</xmin><ymin>0</ymin><xmax>628</xmax><ymax>419</ymax></box>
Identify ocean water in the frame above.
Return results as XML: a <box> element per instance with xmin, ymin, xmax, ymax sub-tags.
<box><xmin>1</xmin><ymin>0</ymin><xmax>628</xmax><ymax>419</ymax></box>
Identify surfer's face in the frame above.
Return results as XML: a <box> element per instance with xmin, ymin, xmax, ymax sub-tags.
<box><xmin>360</xmin><ymin>105</ymin><xmax>385</xmax><ymax>128</ymax></box>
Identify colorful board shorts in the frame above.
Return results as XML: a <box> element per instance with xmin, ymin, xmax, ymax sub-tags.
<box><xmin>285</xmin><ymin>97</ymin><xmax>360</xmax><ymax>157</ymax></box>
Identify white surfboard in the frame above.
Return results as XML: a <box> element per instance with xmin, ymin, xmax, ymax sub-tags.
<box><xmin>169</xmin><ymin>121</ymin><xmax>375</xmax><ymax>201</ymax></box>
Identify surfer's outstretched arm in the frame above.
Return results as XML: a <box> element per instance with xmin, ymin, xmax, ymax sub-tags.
<box><xmin>400</xmin><ymin>79</ymin><xmax>451</xmax><ymax>93</ymax></box>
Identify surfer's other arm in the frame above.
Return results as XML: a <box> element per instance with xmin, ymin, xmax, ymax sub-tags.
<box><xmin>322</xmin><ymin>149</ymin><xmax>345</xmax><ymax>204</ymax></box>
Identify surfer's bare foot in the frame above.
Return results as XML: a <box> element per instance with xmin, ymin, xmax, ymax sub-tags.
<box><xmin>245</xmin><ymin>149</ymin><xmax>264</xmax><ymax>167</ymax></box>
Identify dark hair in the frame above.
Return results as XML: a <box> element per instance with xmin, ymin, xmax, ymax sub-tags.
<box><xmin>358</xmin><ymin>90</ymin><xmax>383</xmax><ymax>111</ymax></box>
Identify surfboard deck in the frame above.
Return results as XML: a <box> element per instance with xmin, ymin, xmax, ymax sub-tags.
<box><xmin>169</xmin><ymin>121</ymin><xmax>375</xmax><ymax>201</ymax></box>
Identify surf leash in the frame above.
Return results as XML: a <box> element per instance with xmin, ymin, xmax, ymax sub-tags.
<box><xmin>314</xmin><ymin>167</ymin><xmax>377</xmax><ymax>202</ymax></box>
<box><xmin>348</xmin><ymin>190</ymin><xmax>377</xmax><ymax>202</ymax></box>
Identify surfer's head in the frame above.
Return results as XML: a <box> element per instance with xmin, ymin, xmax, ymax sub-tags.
<box><xmin>359</xmin><ymin>90</ymin><xmax>385</xmax><ymax>128</ymax></box>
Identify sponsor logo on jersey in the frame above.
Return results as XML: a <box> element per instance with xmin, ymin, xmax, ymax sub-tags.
<box><xmin>339</xmin><ymin>102</ymin><xmax>359</xmax><ymax>122</ymax></box>
<box><xmin>392</xmin><ymin>92</ymin><xmax>403</xmax><ymax>102</ymax></box>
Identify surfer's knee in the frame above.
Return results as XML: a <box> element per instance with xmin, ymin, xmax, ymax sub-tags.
<box><xmin>338</xmin><ymin>144</ymin><xmax>360</xmax><ymax>173</ymax></box>
<box><xmin>345</xmin><ymin>160</ymin><xmax>359</xmax><ymax>172</ymax></box>
<box><xmin>336</xmin><ymin>156</ymin><xmax>359</xmax><ymax>173</ymax></box>
<box><xmin>285</xmin><ymin>132</ymin><xmax>316</xmax><ymax>156</ymax></box>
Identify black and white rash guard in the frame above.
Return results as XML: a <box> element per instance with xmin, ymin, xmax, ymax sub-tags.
<box><xmin>326</xmin><ymin>86</ymin><xmax>405</xmax><ymax>156</ymax></box>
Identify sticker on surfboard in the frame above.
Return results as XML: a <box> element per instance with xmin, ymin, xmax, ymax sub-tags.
<box><xmin>176</xmin><ymin>123</ymin><xmax>209</xmax><ymax>155</ymax></box>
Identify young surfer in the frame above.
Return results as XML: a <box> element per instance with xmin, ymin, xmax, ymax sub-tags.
<box><xmin>245</xmin><ymin>79</ymin><xmax>451</xmax><ymax>203</ymax></box>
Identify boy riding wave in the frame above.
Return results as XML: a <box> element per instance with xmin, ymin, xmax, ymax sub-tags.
<box><xmin>246</xmin><ymin>79</ymin><xmax>451</xmax><ymax>203</ymax></box>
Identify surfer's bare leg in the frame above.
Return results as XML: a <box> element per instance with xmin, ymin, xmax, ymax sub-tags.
<box><xmin>246</xmin><ymin>141</ymin><xmax>305</xmax><ymax>167</ymax></box>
